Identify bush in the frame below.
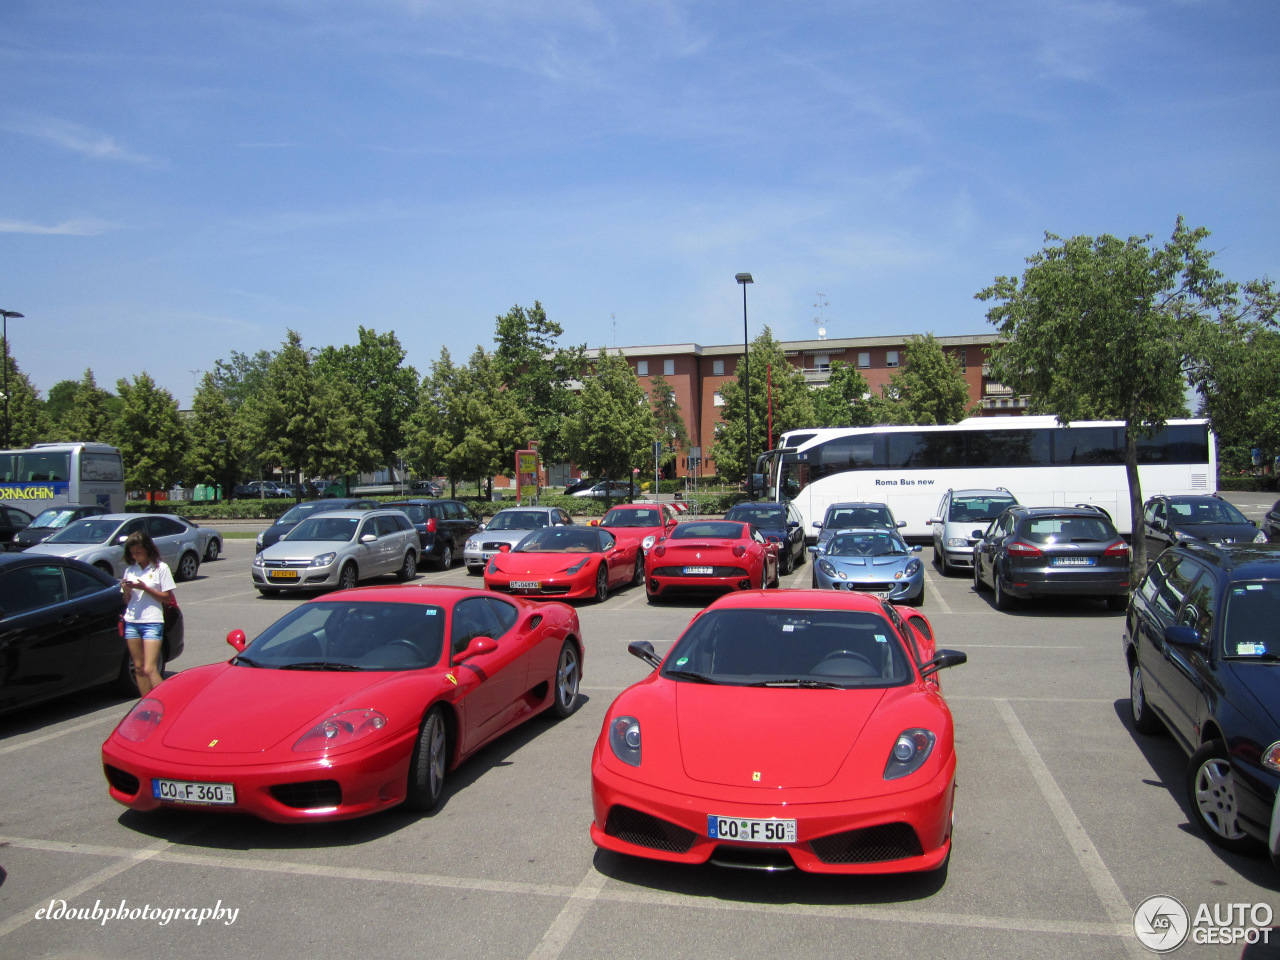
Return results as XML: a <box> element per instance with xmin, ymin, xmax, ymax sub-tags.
<box><xmin>1217</xmin><ymin>475</ymin><xmax>1277</xmax><ymax>493</ymax></box>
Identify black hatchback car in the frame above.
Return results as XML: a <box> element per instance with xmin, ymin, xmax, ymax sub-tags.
<box><xmin>12</xmin><ymin>504</ymin><xmax>109</xmax><ymax>550</ymax></box>
<box><xmin>1123</xmin><ymin>542</ymin><xmax>1280</xmax><ymax>865</ymax></box>
<box><xmin>972</xmin><ymin>505</ymin><xmax>1131</xmax><ymax>611</ymax></box>
<box><xmin>0</xmin><ymin>553</ymin><xmax>185</xmax><ymax>714</ymax></box>
<box><xmin>384</xmin><ymin>499</ymin><xmax>481</xmax><ymax>571</ymax></box>
<box><xmin>722</xmin><ymin>501</ymin><xmax>807</xmax><ymax>575</ymax></box>
<box><xmin>255</xmin><ymin>498</ymin><xmax>378</xmax><ymax>552</ymax></box>
<box><xmin>1141</xmin><ymin>494</ymin><xmax>1265</xmax><ymax>560</ymax></box>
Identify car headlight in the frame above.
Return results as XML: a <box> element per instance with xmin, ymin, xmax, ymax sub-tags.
<box><xmin>609</xmin><ymin>716</ymin><xmax>642</xmax><ymax>766</ymax></box>
<box><xmin>1255</xmin><ymin>530</ymin><xmax>1269</xmax><ymax>544</ymax></box>
<box><xmin>1173</xmin><ymin>528</ymin><xmax>1193</xmax><ymax>540</ymax></box>
<box><xmin>1263</xmin><ymin>742</ymin><xmax>1280</xmax><ymax>773</ymax></box>
<box><xmin>253</xmin><ymin>555</ymin><xmax>265</xmax><ymax>568</ymax></box>
<box><xmin>309</xmin><ymin>552</ymin><xmax>337</xmax><ymax>567</ymax></box>
<box><xmin>818</xmin><ymin>559</ymin><xmax>836</xmax><ymax>577</ymax></box>
<box><xmin>565</xmin><ymin>557</ymin><xmax>590</xmax><ymax>574</ymax></box>
<box><xmin>293</xmin><ymin>709</ymin><xmax>388</xmax><ymax>753</ymax></box>
<box><xmin>255</xmin><ymin>533</ymin><xmax>263</xmax><ymax>548</ymax></box>
<box><xmin>884</xmin><ymin>729</ymin><xmax>936</xmax><ymax>780</ymax></box>
<box><xmin>117</xmin><ymin>699</ymin><xmax>164</xmax><ymax>743</ymax></box>
<box><xmin>903</xmin><ymin>559</ymin><xmax>922</xmax><ymax>577</ymax></box>
<box><xmin>642</xmin><ymin>535</ymin><xmax>656</xmax><ymax>550</ymax></box>
<box><xmin>465</xmin><ymin>539</ymin><xmax>478</xmax><ymax>551</ymax></box>
<box><xmin>946</xmin><ymin>537</ymin><xmax>968</xmax><ymax>548</ymax></box>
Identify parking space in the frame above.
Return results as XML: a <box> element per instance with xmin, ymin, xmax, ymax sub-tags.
<box><xmin>1</xmin><ymin>537</ymin><xmax>1277</xmax><ymax>959</ymax></box>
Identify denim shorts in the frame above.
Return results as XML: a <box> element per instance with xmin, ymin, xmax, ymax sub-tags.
<box><xmin>124</xmin><ymin>622</ymin><xmax>164</xmax><ymax>642</ymax></box>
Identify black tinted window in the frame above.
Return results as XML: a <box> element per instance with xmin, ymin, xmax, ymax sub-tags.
<box><xmin>0</xmin><ymin>565</ymin><xmax>68</xmax><ymax>615</ymax></box>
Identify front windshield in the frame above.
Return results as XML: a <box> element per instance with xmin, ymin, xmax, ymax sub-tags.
<box><xmin>601</xmin><ymin>508</ymin><xmax>664</xmax><ymax>528</ymax></box>
<box><xmin>1169</xmin><ymin>498</ymin><xmax>1250</xmax><ymax>525</ymax></box>
<box><xmin>724</xmin><ymin>505</ymin><xmax>787</xmax><ymax>526</ymax></box>
<box><xmin>825</xmin><ymin>506</ymin><xmax>893</xmax><ymax>530</ymax></box>
<box><xmin>46</xmin><ymin>518</ymin><xmax>122</xmax><ymax>544</ymax></box>
<box><xmin>278</xmin><ymin>502</ymin><xmax>336</xmax><ymax>525</ymax></box>
<box><xmin>669</xmin><ymin>521</ymin><xmax>745</xmax><ymax>540</ymax></box>
<box><xmin>515</xmin><ymin>527</ymin><xmax>602</xmax><ymax>553</ymax></box>
<box><xmin>488</xmin><ymin>510</ymin><xmax>551</xmax><ymax>531</ymax></box>
<box><xmin>1223</xmin><ymin>581</ymin><xmax>1280</xmax><ymax>659</ymax></box>
<box><xmin>241</xmin><ymin>601</ymin><xmax>445</xmax><ymax>670</ymax></box>
<box><xmin>827</xmin><ymin>531</ymin><xmax>908</xmax><ymax>558</ymax></box>
<box><xmin>286</xmin><ymin>517</ymin><xmax>359</xmax><ymax>542</ymax></box>
<box><xmin>949</xmin><ymin>496</ymin><xmax>1016</xmax><ymax>523</ymax></box>
<box><xmin>30</xmin><ymin>508</ymin><xmax>82</xmax><ymax>530</ymax></box>
<box><xmin>661</xmin><ymin>608</ymin><xmax>911</xmax><ymax>688</ymax></box>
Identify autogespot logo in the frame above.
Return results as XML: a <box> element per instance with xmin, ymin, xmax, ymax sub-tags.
<box><xmin>1133</xmin><ymin>895</ymin><xmax>1190</xmax><ymax>953</ymax></box>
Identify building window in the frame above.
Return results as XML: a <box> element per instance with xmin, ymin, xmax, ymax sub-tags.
<box><xmin>857</xmin><ymin>352</ymin><xmax>870</xmax><ymax>368</ymax></box>
<box><xmin>813</xmin><ymin>353</ymin><xmax>830</xmax><ymax>372</ymax></box>
<box><xmin>713</xmin><ymin>391</ymin><xmax>724</xmax><ymax>407</ymax></box>
<box><xmin>713</xmin><ymin>359</ymin><xmax>725</xmax><ymax>376</ymax></box>
<box><xmin>958</xmin><ymin>347</ymin><xmax>967</xmax><ymax>371</ymax></box>
<box><xmin>636</xmin><ymin>360</ymin><xmax>648</xmax><ymax>376</ymax></box>
<box><xmin>886</xmin><ymin>350</ymin><xmax>899</xmax><ymax>368</ymax></box>
<box><xmin>663</xmin><ymin>359</ymin><xmax>675</xmax><ymax>376</ymax></box>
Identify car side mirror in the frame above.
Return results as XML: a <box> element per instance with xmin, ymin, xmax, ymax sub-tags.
<box><xmin>912</xmin><ymin>545</ymin><xmax>922</xmax><ymax>553</ymax></box>
<box><xmin>628</xmin><ymin>640</ymin><xmax>662</xmax><ymax>669</ymax></box>
<box><xmin>456</xmin><ymin>636</ymin><xmax>497</xmax><ymax>662</ymax></box>
<box><xmin>813</xmin><ymin>522</ymin><xmax>823</xmax><ymax>530</ymax></box>
<box><xmin>360</xmin><ymin>533</ymin><xmax>377</xmax><ymax>544</ymax></box>
<box><xmin>896</xmin><ymin>520</ymin><xmax>906</xmax><ymax>528</ymax></box>
<box><xmin>971</xmin><ymin>529</ymin><xmax>985</xmax><ymax>540</ymax></box>
<box><xmin>807</xmin><ymin>546</ymin><xmax>819</xmax><ymax>556</ymax></box>
<box><xmin>499</xmin><ymin>543</ymin><xmax>511</xmax><ymax>553</ymax></box>
<box><xmin>920</xmin><ymin>649</ymin><xmax>967</xmax><ymax>678</ymax></box>
<box><xmin>787</xmin><ymin>520</ymin><xmax>799</xmax><ymax>529</ymax></box>
<box><xmin>927</xmin><ymin>517</ymin><xmax>940</xmax><ymax>525</ymax></box>
<box><xmin>478</xmin><ymin>522</ymin><xmax>487</xmax><ymax>531</ymax></box>
<box><xmin>1164</xmin><ymin>625</ymin><xmax>1208</xmax><ymax>651</ymax></box>
<box><xmin>226</xmin><ymin>629</ymin><xmax>247</xmax><ymax>653</ymax></box>
<box><xmin>117</xmin><ymin>535</ymin><xmax>129</xmax><ymax>544</ymax></box>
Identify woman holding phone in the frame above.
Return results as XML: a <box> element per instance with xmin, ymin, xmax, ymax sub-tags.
<box><xmin>120</xmin><ymin>531</ymin><xmax>176</xmax><ymax>696</ymax></box>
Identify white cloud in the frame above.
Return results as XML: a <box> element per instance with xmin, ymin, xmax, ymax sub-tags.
<box><xmin>0</xmin><ymin>218</ymin><xmax>115</xmax><ymax>235</ymax></box>
<box><xmin>1</xmin><ymin>116</ymin><xmax>158</xmax><ymax>166</ymax></box>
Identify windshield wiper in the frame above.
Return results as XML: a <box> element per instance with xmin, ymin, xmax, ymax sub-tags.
<box><xmin>1228</xmin><ymin>653</ymin><xmax>1280</xmax><ymax>662</ymax></box>
<box><xmin>230</xmin><ymin>655</ymin><xmax>262</xmax><ymax>668</ymax></box>
<box><xmin>663</xmin><ymin>669</ymin><xmax>720</xmax><ymax>684</ymax></box>
<box><xmin>747</xmin><ymin>678</ymin><xmax>848</xmax><ymax>689</ymax></box>
<box><xmin>279</xmin><ymin>661</ymin><xmax>366</xmax><ymax>671</ymax></box>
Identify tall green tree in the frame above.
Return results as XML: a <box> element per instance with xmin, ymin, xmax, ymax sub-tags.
<box><xmin>184</xmin><ymin>371</ymin><xmax>247</xmax><ymax>497</ymax></box>
<box><xmin>211</xmin><ymin>349</ymin><xmax>275</xmax><ymax>410</ymax></box>
<box><xmin>45</xmin><ymin>379</ymin><xmax>79</xmax><ymax>427</ymax></box>
<box><xmin>0</xmin><ymin>346</ymin><xmax>45</xmax><ymax>448</ymax></box>
<box><xmin>708</xmin><ymin>327</ymin><xmax>814</xmax><ymax>484</ymax></box>
<box><xmin>811</xmin><ymin>361</ymin><xmax>875</xmax><ymax>427</ymax></box>
<box><xmin>563</xmin><ymin>349</ymin><xmax>655</xmax><ymax>500</ymax></box>
<box><xmin>315</xmin><ymin>327</ymin><xmax>419</xmax><ymax>471</ymax></box>
<box><xmin>976</xmin><ymin>219</ymin><xmax>1235</xmax><ymax>577</ymax></box>
<box><xmin>885</xmin><ymin>334</ymin><xmax>973</xmax><ymax>425</ymax></box>
<box><xmin>493</xmin><ymin>302</ymin><xmax>585</xmax><ymax>464</ymax></box>
<box><xmin>401</xmin><ymin>347</ymin><xmax>455</xmax><ymax>487</ymax></box>
<box><xmin>57</xmin><ymin>370</ymin><xmax>116</xmax><ymax>443</ymax></box>
<box><xmin>115</xmin><ymin>372</ymin><xmax>186</xmax><ymax>498</ymax></box>
<box><xmin>438</xmin><ymin>347</ymin><xmax>529</xmax><ymax>497</ymax></box>
<box><xmin>648</xmin><ymin>373</ymin><xmax>689</xmax><ymax>476</ymax></box>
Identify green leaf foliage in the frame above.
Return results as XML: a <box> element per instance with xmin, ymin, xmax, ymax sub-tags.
<box><xmin>314</xmin><ymin>326</ymin><xmax>419</xmax><ymax>468</ymax></box>
<box><xmin>493</xmin><ymin>302</ymin><xmax>585</xmax><ymax>464</ymax></box>
<box><xmin>115</xmin><ymin>372</ymin><xmax>186</xmax><ymax>495</ymax></box>
<box><xmin>885</xmin><ymin>334</ymin><xmax>973</xmax><ymax>425</ymax></box>
<box><xmin>562</xmin><ymin>349</ymin><xmax>656</xmax><ymax>492</ymax></box>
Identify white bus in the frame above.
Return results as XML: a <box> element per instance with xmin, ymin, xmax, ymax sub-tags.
<box><xmin>760</xmin><ymin>417</ymin><xmax>1215</xmax><ymax>540</ymax></box>
<box><xmin>0</xmin><ymin>442</ymin><xmax>126</xmax><ymax>514</ymax></box>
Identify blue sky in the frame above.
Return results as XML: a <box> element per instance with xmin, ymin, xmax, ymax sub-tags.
<box><xmin>2</xmin><ymin>0</ymin><xmax>1277</xmax><ymax>406</ymax></box>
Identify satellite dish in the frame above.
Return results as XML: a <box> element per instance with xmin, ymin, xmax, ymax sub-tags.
<box><xmin>817</xmin><ymin>327</ymin><xmax>826</xmax><ymax>339</ymax></box>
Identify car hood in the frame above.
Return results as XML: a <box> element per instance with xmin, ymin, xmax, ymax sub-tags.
<box><xmin>823</xmin><ymin>554</ymin><xmax>912</xmax><ymax>569</ymax></box>
<box><xmin>261</xmin><ymin>539</ymin><xmax>353</xmax><ymax>561</ymax></box>
<box><xmin>475</xmin><ymin>530</ymin><xmax>540</xmax><ymax>546</ymax></box>
<box><xmin>1174</xmin><ymin>523</ymin><xmax>1260</xmax><ymax>545</ymax></box>
<box><xmin>493</xmin><ymin>552</ymin><xmax>596</xmax><ymax>575</ymax></box>
<box><xmin>159</xmin><ymin>666</ymin><xmax>400</xmax><ymax>754</ymax></box>
<box><xmin>675</xmin><ymin>683</ymin><xmax>885</xmax><ymax>788</ymax></box>
<box><xmin>1224</xmin><ymin>661</ymin><xmax>1280</xmax><ymax>731</ymax></box>
<box><xmin>601</xmin><ymin>526</ymin><xmax>665</xmax><ymax>543</ymax></box>
<box><xmin>24</xmin><ymin>541</ymin><xmax>110</xmax><ymax>560</ymax></box>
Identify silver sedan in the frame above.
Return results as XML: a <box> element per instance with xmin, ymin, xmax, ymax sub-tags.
<box><xmin>26</xmin><ymin>513</ymin><xmax>203</xmax><ymax>581</ymax></box>
<box><xmin>463</xmin><ymin>506</ymin><xmax>574</xmax><ymax>575</ymax></box>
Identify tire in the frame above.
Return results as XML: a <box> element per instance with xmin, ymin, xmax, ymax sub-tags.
<box><xmin>95</xmin><ymin>561</ymin><xmax>115</xmax><ymax>578</ymax></box>
<box><xmin>404</xmin><ymin>707</ymin><xmax>448</xmax><ymax>812</ymax></box>
<box><xmin>993</xmin><ymin>568</ymin><xmax>1014</xmax><ymax>611</ymax></box>
<box><xmin>795</xmin><ymin>544</ymin><xmax>806</xmax><ymax>566</ymax></box>
<box><xmin>594</xmin><ymin>564</ymin><xmax>609</xmax><ymax>603</ymax></box>
<box><xmin>204</xmin><ymin>539</ymin><xmax>220</xmax><ymax>562</ymax></box>
<box><xmin>1186</xmin><ymin>740</ymin><xmax>1263</xmax><ymax>854</ymax></box>
<box><xmin>631</xmin><ymin>555</ymin><xmax>644</xmax><ymax>588</ymax></box>
<box><xmin>176</xmin><ymin>551</ymin><xmax>199</xmax><ymax>583</ymax></box>
<box><xmin>549</xmin><ymin>640</ymin><xmax>581</xmax><ymax>719</ymax></box>
<box><xmin>1106</xmin><ymin>594</ymin><xmax>1128</xmax><ymax>612</ymax></box>
<box><xmin>338</xmin><ymin>562</ymin><xmax>359</xmax><ymax>591</ymax></box>
<box><xmin>973</xmin><ymin>560</ymin><xmax>989</xmax><ymax>592</ymax></box>
<box><xmin>256</xmin><ymin>587</ymin><xmax>280</xmax><ymax>596</ymax></box>
<box><xmin>436</xmin><ymin>542</ymin><xmax>453</xmax><ymax>572</ymax></box>
<box><xmin>780</xmin><ymin>548</ymin><xmax>794</xmax><ymax>576</ymax></box>
<box><xmin>909</xmin><ymin>582</ymin><xmax>926</xmax><ymax>607</ymax></box>
<box><xmin>465</xmin><ymin>564</ymin><xmax>483</xmax><ymax>577</ymax></box>
<box><xmin>761</xmin><ymin>564</ymin><xmax>769</xmax><ymax>591</ymax></box>
<box><xmin>811</xmin><ymin>569</ymin><xmax>818</xmax><ymax>589</ymax></box>
<box><xmin>1128</xmin><ymin>660</ymin><xmax>1163</xmax><ymax>735</ymax></box>
<box><xmin>397</xmin><ymin>551</ymin><xmax>417</xmax><ymax>581</ymax></box>
<box><xmin>938</xmin><ymin>550</ymin><xmax>951</xmax><ymax>577</ymax></box>
<box><xmin>115</xmin><ymin>647</ymin><xmax>167</xmax><ymax>696</ymax></box>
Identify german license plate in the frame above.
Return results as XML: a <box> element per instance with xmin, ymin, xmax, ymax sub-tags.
<box><xmin>268</xmin><ymin>569</ymin><xmax>299</xmax><ymax>580</ymax></box>
<box><xmin>510</xmin><ymin>581</ymin><xmax>541</xmax><ymax>589</ymax></box>
<box><xmin>708</xmin><ymin>816</ymin><xmax>796</xmax><ymax>843</ymax></box>
<box><xmin>152</xmin><ymin>778</ymin><xmax>236</xmax><ymax>806</ymax></box>
<box><xmin>1052</xmin><ymin>556</ymin><xmax>1095</xmax><ymax>566</ymax></box>
<box><xmin>683</xmin><ymin>566</ymin><xmax>713</xmax><ymax>575</ymax></box>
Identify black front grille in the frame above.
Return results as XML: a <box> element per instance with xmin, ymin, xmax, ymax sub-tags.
<box><xmin>104</xmin><ymin>765</ymin><xmax>139</xmax><ymax>795</ymax></box>
<box><xmin>270</xmin><ymin>780</ymin><xmax>342</xmax><ymax>809</ymax></box>
<box><xmin>604</xmin><ymin>805</ymin><xmax>697</xmax><ymax>853</ymax></box>
<box><xmin>651</xmin><ymin>566</ymin><xmax>743</xmax><ymax>578</ymax></box>
<box><xmin>809</xmin><ymin>822</ymin><xmax>923</xmax><ymax>864</ymax></box>
<box><xmin>845</xmin><ymin>582</ymin><xmax>893</xmax><ymax>591</ymax></box>
<box><xmin>482</xmin><ymin>542</ymin><xmax>508</xmax><ymax>551</ymax></box>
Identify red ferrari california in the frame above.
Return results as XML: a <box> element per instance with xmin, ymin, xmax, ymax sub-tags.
<box><xmin>102</xmin><ymin>585</ymin><xmax>584</xmax><ymax>823</ymax></box>
<box><xmin>484</xmin><ymin>525</ymin><xmax>642</xmax><ymax>602</ymax></box>
<box><xmin>591</xmin><ymin>590</ymin><xmax>966</xmax><ymax>874</ymax></box>
<box><xmin>644</xmin><ymin>520</ymin><xmax>779</xmax><ymax>603</ymax></box>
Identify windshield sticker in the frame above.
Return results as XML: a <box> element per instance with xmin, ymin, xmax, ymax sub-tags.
<box><xmin>875</xmin><ymin>634</ymin><xmax>888</xmax><ymax>643</ymax></box>
<box><xmin>675</xmin><ymin>657</ymin><xmax>688</xmax><ymax>666</ymax></box>
<box><xmin>1247</xmin><ymin>584</ymin><xmax>1264</xmax><ymax>591</ymax></box>
<box><xmin>1237</xmin><ymin>643</ymin><xmax>1267</xmax><ymax>656</ymax></box>
<box><xmin>425</xmin><ymin>609</ymin><xmax>438</xmax><ymax>616</ymax></box>
<box><xmin>782</xmin><ymin>624</ymin><xmax>795</xmax><ymax>632</ymax></box>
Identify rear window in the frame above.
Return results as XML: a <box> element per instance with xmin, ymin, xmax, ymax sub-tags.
<box><xmin>670</xmin><ymin>522</ymin><xmax>744</xmax><ymax>540</ymax></box>
<box><xmin>948</xmin><ymin>496</ymin><xmax>1016</xmax><ymax>523</ymax></box>
<box><xmin>1019</xmin><ymin>516</ymin><xmax>1116</xmax><ymax>543</ymax></box>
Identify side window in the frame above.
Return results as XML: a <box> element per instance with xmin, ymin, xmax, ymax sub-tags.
<box><xmin>1144</xmin><ymin>502</ymin><xmax>1160</xmax><ymax>525</ymax></box>
<box><xmin>1138</xmin><ymin>558</ymin><xmax>1168</xmax><ymax>604</ymax></box>
<box><xmin>121</xmin><ymin>518</ymin><xmax>147</xmax><ymax>539</ymax></box>
<box><xmin>599</xmin><ymin>530</ymin><xmax>616</xmax><ymax>551</ymax></box>
<box><xmin>559</xmin><ymin>510</ymin><xmax>572</xmax><ymax>525</ymax></box>
<box><xmin>752</xmin><ymin>527</ymin><xmax>765</xmax><ymax>544</ymax></box>
<box><xmin>7</xmin><ymin>508</ymin><xmax>31</xmax><ymax>528</ymax></box>
<box><xmin>397</xmin><ymin>515</ymin><xmax>414</xmax><ymax>532</ymax></box>
<box><xmin>451</xmin><ymin>597</ymin><xmax>501</xmax><ymax>655</ymax></box>
<box><xmin>1178</xmin><ymin>572</ymin><xmax>1217</xmax><ymax>637</ymax></box>
<box><xmin>483</xmin><ymin>598</ymin><xmax>519</xmax><ymax>636</ymax></box>
<box><xmin>65</xmin><ymin>566</ymin><xmax>107</xmax><ymax>600</ymax></box>
<box><xmin>0</xmin><ymin>565</ymin><xmax>69</xmax><ymax>615</ymax></box>
<box><xmin>375</xmin><ymin>515</ymin><xmax>400</xmax><ymax>537</ymax></box>
<box><xmin>441</xmin><ymin>502</ymin><xmax>461</xmax><ymax>521</ymax></box>
<box><xmin>146</xmin><ymin>516</ymin><xmax>184</xmax><ymax>539</ymax></box>
<box><xmin>358</xmin><ymin>519</ymin><xmax>378</xmax><ymax>541</ymax></box>
<box><xmin>1155</xmin><ymin>558</ymin><xmax>1202</xmax><ymax>622</ymax></box>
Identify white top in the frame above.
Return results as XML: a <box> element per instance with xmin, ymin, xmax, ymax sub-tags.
<box><xmin>123</xmin><ymin>562</ymin><xmax>176</xmax><ymax>624</ymax></box>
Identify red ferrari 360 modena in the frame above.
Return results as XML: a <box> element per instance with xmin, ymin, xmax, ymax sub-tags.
<box><xmin>591</xmin><ymin>590</ymin><xmax>966</xmax><ymax>874</ymax></box>
<box><xmin>645</xmin><ymin>520</ymin><xmax>779</xmax><ymax>603</ymax></box>
<box><xmin>485</xmin><ymin>526</ymin><xmax>642</xmax><ymax>602</ymax></box>
<box><xmin>102</xmin><ymin>585</ymin><xmax>584</xmax><ymax>823</ymax></box>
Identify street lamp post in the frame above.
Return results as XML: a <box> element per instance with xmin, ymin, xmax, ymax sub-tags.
<box><xmin>734</xmin><ymin>273</ymin><xmax>753</xmax><ymax>498</ymax></box>
<box><xmin>0</xmin><ymin>310</ymin><xmax>24</xmax><ymax>449</ymax></box>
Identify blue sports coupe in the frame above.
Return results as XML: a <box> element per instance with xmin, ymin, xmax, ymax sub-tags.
<box><xmin>807</xmin><ymin>529</ymin><xmax>925</xmax><ymax>606</ymax></box>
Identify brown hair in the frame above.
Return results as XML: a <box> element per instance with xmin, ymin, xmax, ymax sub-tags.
<box><xmin>122</xmin><ymin>531</ymin><xmax>161</xmax><ymax>567</ymax></box>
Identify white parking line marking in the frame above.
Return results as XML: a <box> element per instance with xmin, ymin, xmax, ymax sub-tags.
<box><xmin>0</xmin><ymin>835</ymin><xmax>1128</xmax><ymax>940</ymax></box>
<box><xmin>995</xmin><ymin>700</ymin><xmax>1144</xmax><ymax>960</ymax></box>
<box><xmin>919</xmin><ymin>564</ymin><xmax>952</xmax><ymax>614</ymax></box>
<box><xmin>0</xmin><ymin>714</ymin><xmax>120</xmax><ymax>756</ymax></box>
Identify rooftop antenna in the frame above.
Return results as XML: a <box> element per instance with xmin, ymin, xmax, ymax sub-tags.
<box><xmin>611</xmin><ymin>313</ymin><xmax>617</xmax><ymax>348</ymax></box>
<box><xmin>812</xmin><ymin>293</ymin><xmax>829</xmax><ymax>340</ymax></box>
<box><xmin>188</xmin><ymin>369</ymin><xmax>202</xmax><ymax>402</ymax></box>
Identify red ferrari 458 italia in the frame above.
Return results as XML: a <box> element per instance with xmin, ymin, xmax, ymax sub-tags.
<box><xmin>102</xmin><ymin>585</ymin><xmax>584</xmax><ymax>823</ymax></box>
<box><xmin>645</xmin><ymin>520</ymin><xmax>779</xmax><ymax>603</ymax></box>
<box><xmin>593</xmin><ymin>502</ymin><xmax>680</xmax><ymax>552</ymax></box>
<box><xmin>591</xmin><ymin>590</ymin><xmax>966</xmax><ymax>874</ymax></box>
<box><xmin>484</xmin><ymin>525</ymin><xmax>643</xmax><ymax>602</ymax></box>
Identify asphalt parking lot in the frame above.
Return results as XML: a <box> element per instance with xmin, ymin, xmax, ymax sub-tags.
<box><xmin>3</xmin><ymin>510</ymin><xmax>1279</xmax><ymax>960</ymax></box>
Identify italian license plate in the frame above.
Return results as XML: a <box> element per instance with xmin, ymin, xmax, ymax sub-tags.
<box><xmin>708</xmin><ymin>816</ymin><xmax>796</xmax><ymax>843</ymax></box>
<box><xmin>1052</xmin><ymin>556</ymin><xmax>1096</xmax><ymax>566</ymax></box>
<box><xmin>510</xmin><ymin>581</ymin><xmax>541</xmax><ymax>589</ymax></box>
<box><xmin>152</xmin><ymin>778</ymin><xmax>236</xmax><ymax>806</ymax></box>
<box><xmin>683</xmin><ymin>566</ymin><xmax>713</xmax><ymax>575</ymax></box>
<box><xmin>268</xmin><ymin>569</ymin><xmax>299</xmax><ymax>580</ymax></box>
